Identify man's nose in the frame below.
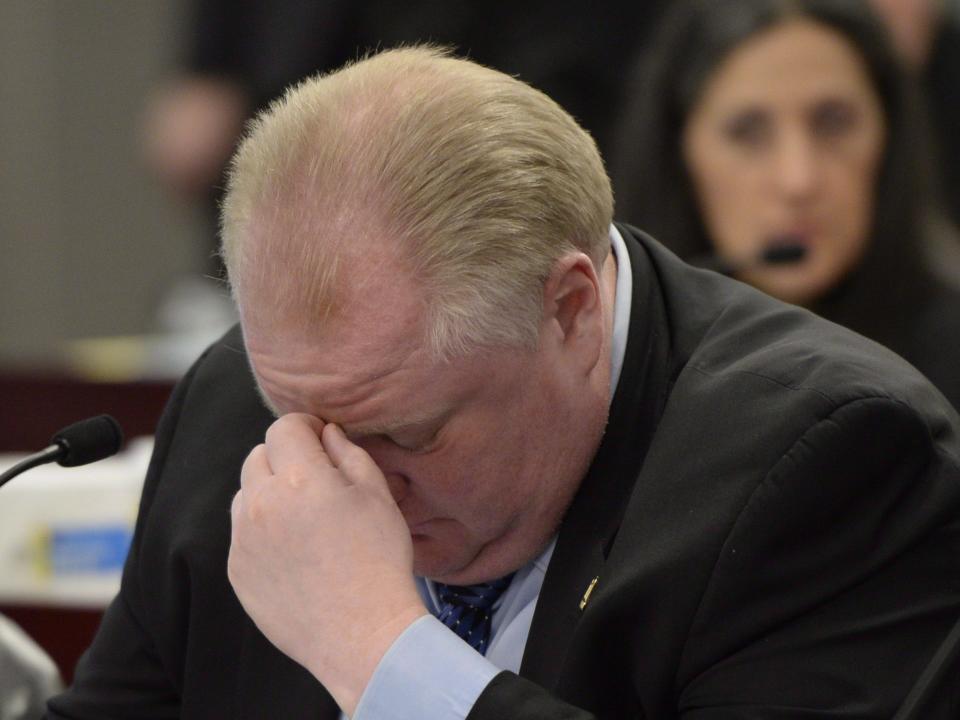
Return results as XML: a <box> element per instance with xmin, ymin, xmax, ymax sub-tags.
<box><xmin>384</xmin><ymin>472</ymin><xmax>410</xmax><ymax>504</ymax></box>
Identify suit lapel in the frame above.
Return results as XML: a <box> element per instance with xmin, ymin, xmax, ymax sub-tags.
<box><xmin>519</xmin><ymin>226</ymin><xmax>675</xmax><ymax>691</ymax></box>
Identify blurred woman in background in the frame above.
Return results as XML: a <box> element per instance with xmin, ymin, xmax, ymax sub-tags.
<box><xmin>613</xmin><ymin>0</ymin><xmax>960</xmax><ymax>409</ymax></box>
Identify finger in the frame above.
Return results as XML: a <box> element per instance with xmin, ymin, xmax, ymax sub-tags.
<box><xmin>240</xmin><ymin>443</ymin><xmax>271</xmax><ymax>491</ymax></box>
<box><xmin>264</xmin><ymin>413</ymin><xmax>332</xmax><ymax>477</ymax></box>
<box><xmin>226</xmin><ymin>493</ymin><xmax>243</xmax><ymax>589</ymax></box>
<box><xmin>230</xmin><ymin>489</ymin><xmax>243</xmax><ymax>524</ymax></box>
<box><xmin>230</xmin><ymin>487</ymin><xmax>253</xmax><ymax>529</ymax></box>
<box><xmin>322</xmin><ymin>423</ymin><xmax>388</xmax><ymax>492</ymax></box>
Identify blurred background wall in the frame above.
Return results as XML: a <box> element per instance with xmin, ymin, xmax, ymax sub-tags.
<box><xmin>0</xmin><ymin>1</ymin><xmax>203</xmax><ymax>366</ymax></box>
<box><xmin>0</xmin><ymin>0</ymin><xmax>957</xmax><ymax>373</ymax></box>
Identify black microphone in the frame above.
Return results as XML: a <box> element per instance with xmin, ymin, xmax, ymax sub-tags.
<box><xmin>0</xmin><ymin>415</ymin><xmax>124</xmax><ymax>490</ymax></box>
<box><xmin>690</xmin><ymin>241</ymin><xmax>807</xmax><ymax>276</ymax></box>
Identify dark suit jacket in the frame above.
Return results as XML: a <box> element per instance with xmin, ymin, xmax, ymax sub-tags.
<box><xmin>47</xmin><ymin>226</ymin><xmax>960</xmax><ymax>719</ymax></box>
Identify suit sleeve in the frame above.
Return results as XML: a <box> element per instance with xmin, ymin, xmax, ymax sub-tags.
<box><xmin>44</xmin><ymin>351</ymin><xmax>210</xmax><ymax>720</ymax></box>
<box><xmin>466</xmin><ymin>672</ymin><xmax>596</xmax><ymax>719</ymax></box>
<box><xmin>677</xmin><ymin>396</ymin><xmax>960</xmax><ymax>718</ymax></box>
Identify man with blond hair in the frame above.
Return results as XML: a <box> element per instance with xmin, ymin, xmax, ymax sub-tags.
<box><xmin>48</xmin><ymin>47</ymin><xmax>960</xmax><ymax>719</ymax></box>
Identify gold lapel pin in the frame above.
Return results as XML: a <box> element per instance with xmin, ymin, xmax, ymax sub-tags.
<box><xmin>579</xmin><ymin>576</ymin><xmax>599</xmax><ymax>611</ymax></box>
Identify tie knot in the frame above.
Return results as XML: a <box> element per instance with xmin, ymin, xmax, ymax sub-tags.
<box><xmin>433</xmin><ymin>574</ymin><xmax>514</xmax><ymax>654</ymax></box>
<box><xmin>435</xmin><ymin>575</ymin><xmax>514</xmax><ymax>613</ymax></box>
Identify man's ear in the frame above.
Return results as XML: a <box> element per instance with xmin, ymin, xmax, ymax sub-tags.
<box><xmin>542</xmin><ymin>252</ymin><xmax>605</xmax><ymax>367</ymax></box>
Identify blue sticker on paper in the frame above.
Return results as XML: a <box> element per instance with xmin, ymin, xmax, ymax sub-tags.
<box><xmin>49</xmin><ymin>526</ymin><xmax>133</xmax><ymax>574</ymax></box>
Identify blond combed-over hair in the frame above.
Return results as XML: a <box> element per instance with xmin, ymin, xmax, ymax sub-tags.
<box><xmin>221</xmin><ymin>45</ymin><xmax>613</xmax><ymax>358</ymax></box>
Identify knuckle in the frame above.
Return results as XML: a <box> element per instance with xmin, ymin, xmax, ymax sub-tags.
<box><xmin>265</xmin><ymin>412</ymin><xmax>309</xmax><ymax>444</ymax></box>
<box><xmin>342</xmin><ymin>443</ymin><xmax>371</xmax><ymax>466</ymax></box>
<box><xmin>226</xmin><ymin>548</ymin><xmax>240</xmax><ymax>584</ymax></box>
<box><xmin>264</xmin><ymin>416</ymin><xmax>291</xmax><ymax>443</ymax></box>
<box><xmin>284</xmin><ymin>464</ymin><xmax>310</xmax><ymax>488</ymax></box>
<box><xmin>240</xmin><ymin>445</ymin><xmax>268</xmax><ymax>486</ymax></box>
<box><xmin>339</xmin><ymin>453</ymin><xmax>368</xmax><ymax>478</ymax></box>
<box><xmin>244</xmin><ymin>489</ymin><xmax>262</xmax><ymax>521</ymax></box>
<box><xmin>248</xmin><ymin>443</ymin><xmax>267</xmax><ymax>463</ymax></box>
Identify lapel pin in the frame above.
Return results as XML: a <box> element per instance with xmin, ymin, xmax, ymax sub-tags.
<box><xmin>579</xmin><ymin>576</ymin><xmax>599</xmax><ymax>611</ymax></box>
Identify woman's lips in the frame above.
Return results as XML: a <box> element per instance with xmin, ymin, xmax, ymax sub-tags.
<box><xmin>759</xmin><ymin>231</ymin><xmax>813</xmax><ymax>268</ymax></box>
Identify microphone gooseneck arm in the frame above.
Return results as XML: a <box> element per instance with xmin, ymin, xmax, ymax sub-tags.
<box><xmin>0</xmin><ymin>445</ymin><xmax>64</xmax><ymax>490</ymax></box>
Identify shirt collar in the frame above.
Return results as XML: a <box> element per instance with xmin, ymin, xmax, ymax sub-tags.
<box><xmin>608</xmin><ymin>224</ymin><xmax>632</xmax><ymax>401</ymax></box>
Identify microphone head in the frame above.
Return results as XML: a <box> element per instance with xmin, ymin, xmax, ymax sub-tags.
<box><xmin>50</xmin><ymin>415</ymin><xmax>124</xmax><ymax>467</ymax></box>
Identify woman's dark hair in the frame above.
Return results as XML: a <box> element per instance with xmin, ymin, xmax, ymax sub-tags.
<box><xmin>611</xmin><ymin>0</ymin><xmax>936</xmax><ymax>348</ymax></box>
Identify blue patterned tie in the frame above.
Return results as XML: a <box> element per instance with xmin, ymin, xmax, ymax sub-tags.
<box><xmin>434</xmin><ymin>575</ymin><xmax>514</xmax><ymax>654</ymax></box>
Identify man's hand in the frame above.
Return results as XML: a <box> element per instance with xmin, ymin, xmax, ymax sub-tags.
<box><xmin>228</xmin><ymin>414</ymin><xmax>428</xmax><ymax>716</ymax></box>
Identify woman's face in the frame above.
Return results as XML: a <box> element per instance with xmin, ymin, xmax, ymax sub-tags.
<box><xmin>682</xmin><ymin>19</ymin><xmax>886</xmax><ymax>305</ymax></box>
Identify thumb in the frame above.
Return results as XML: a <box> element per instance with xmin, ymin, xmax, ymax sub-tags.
<box><xmin>321</xmin><ymin>423</ymin><xmax>389</xmax><ymax>493</ymax></box>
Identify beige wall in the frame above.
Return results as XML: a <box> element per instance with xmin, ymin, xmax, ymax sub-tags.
<box><xmin>0</xmin><ymin>1</ymin><xmax>205</xmax><ymax>364</ymax></box>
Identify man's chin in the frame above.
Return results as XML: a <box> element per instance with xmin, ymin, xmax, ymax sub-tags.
<box><xmin>412</xmin><ymin>535</ymin><xmax>522</xmax><ymax>585</ymax></box>
<box><xmin>412</xmin><ymin>534</ymin><xmax>462</xmax><ymax>578</ymax></box>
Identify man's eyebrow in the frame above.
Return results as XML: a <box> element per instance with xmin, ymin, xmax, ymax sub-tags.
<box><xmin>341</xmin><ymin>409</ymin><xmax>444</xmax><ymax>440</ymax></box>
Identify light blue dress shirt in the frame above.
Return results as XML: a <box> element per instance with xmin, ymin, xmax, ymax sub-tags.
<box><xmin>350</xmin><ymin>225</ymin><xmax>633</xmax><ymax>719</ymax></box>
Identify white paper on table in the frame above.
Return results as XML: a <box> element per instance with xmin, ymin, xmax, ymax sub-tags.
<box><xmin>0</xmin><ymin>437</ymin><xmax>152</xmax><ymax>609</ymax></box>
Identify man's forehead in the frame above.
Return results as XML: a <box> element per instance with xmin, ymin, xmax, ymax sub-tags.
<box><xmin>237</xmin><ymin>196</ymin><xmax>422</xmax><ymax>321</ymax></box>
<box><xmin>241</xmin><ymin>250</ymin><xmax>427</xmax><ymax>378</ymax></box>
<box><xmin>245</xmin><ymin>317</ymin><xmax>450</xmax><ymax>428</ymax></box>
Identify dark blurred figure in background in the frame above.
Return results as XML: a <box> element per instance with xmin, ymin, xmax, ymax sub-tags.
<box><xmin>142</xmin><ymin>0</ymin><xmax>669</xmax><ymax>278</ymax></box>
<box><xmin>868</xmin><ymin>0</ymin><xmax>960</xmax><ymax>279</ymax></box>
<box><xmin>612</xmin><ymin>0</ymin><xmax>960</xmax><ymax>410</ymax></box>
<box><xmin>869</xmin><ymin>0</ymin><xmax>960</xmax><ymax>218</ymax></box>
